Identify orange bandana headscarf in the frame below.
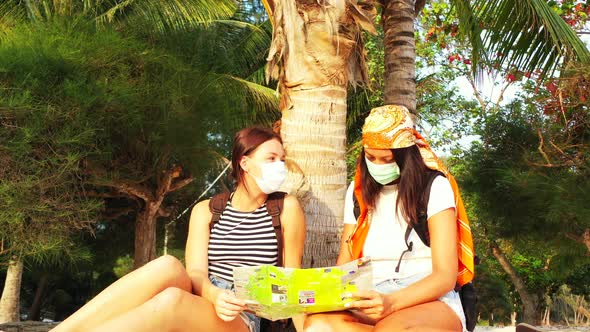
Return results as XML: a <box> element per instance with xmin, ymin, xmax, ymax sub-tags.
<box><xmin>347</xmin><ymin>105</ymin><xmax>475</xmax><ymax>286</ymax></box>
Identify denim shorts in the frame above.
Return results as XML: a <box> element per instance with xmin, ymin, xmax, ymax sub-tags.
<box><xmin>374</xmin><ymin>274</ymin><xmax>467</xmax><ymax>332</ymax></box>
<box><xmin>209</xmin><ymin>275</ymin><xmax>261</xmax><ymax>332</ymax></box>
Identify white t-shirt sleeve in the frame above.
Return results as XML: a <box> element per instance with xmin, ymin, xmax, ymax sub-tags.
<box><xmin>343</xmin><ymin>181</ymin><xmax>357</xmax><ymax>224</ymax></box>
<box><xmin>426</xmin><ymin>175</ymin><xmax>456</xmax><ymax>219</ymax></box>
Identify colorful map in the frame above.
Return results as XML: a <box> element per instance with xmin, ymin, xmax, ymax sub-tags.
<box><xmin>233</xmin><ymin>258</ymin><xmax>373</xmax><ymax>321</ymax></box>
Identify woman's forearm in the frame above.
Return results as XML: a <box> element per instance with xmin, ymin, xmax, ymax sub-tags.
<box><xmin>337</xmin><ymin>224</ymin><xmax>356</xmax><ymax>265</ymax></box>
<box><xmin>187</xmin><ymin>269</ymin><xmax>219</xmax><ymax>302</ymax></box>
<box><xmin>336</xmin><ymin>249</ymin><xmax>353</xmax><ymax>265</ymax></box>
<box><xmin>387</xmin><ymin>271</ymin><xmax>456</xmax><ymax>312</ymax></box>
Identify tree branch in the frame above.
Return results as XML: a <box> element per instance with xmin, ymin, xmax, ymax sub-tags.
<box><xmin>495</xmin><ymin>81</ymin><xmax>513</xmax><ymax>107</ymax></box>
<box><xmin>157</xmin><ymin>206</ymin><xmax>173</xmax><ymax>218</ymax></box>
<box><xmin>84</xmin><ymin>190</ymin><xmax>127</xmax><ymax>199</ymax></box>
<box><xmin>490</xmin><ymin>241</ymin><xmax>538</xmax><ymax>321</ymax></box>
<box><xmin>156</xmin><ymin>166</ymin><xmax>182</xmax><ymax>201</ymax></box>
<box><xmin>92</xmin><ymin>181</ymin><xmax>154</xmax><ymax>202</ymax></box>
<box><xmin>529</xmin><ymin>162</ymin><xmax>569</xmax><ymax>168</ymax></box>
<box><xmin>558</xmin><ymin>89</ymin><xmax>568</xmax><ymax>125</ymax></box>
<box><xmin>169</xmin><ymin>176</ymin><xmax>194</xmax><ymax>192</ymax></box>
<box><xmin>466</xmin><ymin>75</ymin><xmax>487</xmax><ymax>112</ymax></box>
<box><xmin>537</xmin><ymin>130</ymin><xmax>553</xmax><ymax>166</ymax></box>
<box><xmin>565</xmin><ymin>232</ymin><xmax>584</xmax><ymax>243</ymax></box>
<box><xmin>103</xmin><ymin>207</ymin><xmax>136</xmax><ymax>220</ymax></box>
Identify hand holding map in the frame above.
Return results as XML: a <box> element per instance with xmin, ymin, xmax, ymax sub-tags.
<box><xmin>233</xmin><ymin>258</ymin><xmax>373</xmax><ymax>321</ymax></box>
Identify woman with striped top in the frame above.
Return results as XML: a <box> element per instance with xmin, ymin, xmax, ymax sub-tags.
<box><xmin>51</xmin><ymin>127</ymin><xmax>306</xmax><ymax>332</ymax></box>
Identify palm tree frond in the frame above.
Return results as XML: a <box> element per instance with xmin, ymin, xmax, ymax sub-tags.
<box><xmin>0</xmin><ymin>1</ymin><xmax>28</xmax><ymax>33</ymax></box>
<box><xmin>212</xmin><ymin>19</ymin><xmax>272</xmax><ymax>78</ymax></box>
<box><xmin>454</xmin><ymin>0</ymin><xmax>590</xmax><ymax>80</ymax></box>
<box><xmin>450</xmin><ymin>0</ymin><xmax>487</xmax><ymax>81</ymax></box>
<box><xmin>96</xmin><ymin>0</ymin><xmax>236</xmax><ymax>30</ymax></box>
<box><xmin>207</xmin><ymin>73</ymin><xmax>280</xmax><ymax>127</ymax></box>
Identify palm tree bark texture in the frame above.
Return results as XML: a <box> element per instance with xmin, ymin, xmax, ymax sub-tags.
<box><xmin>382</xmin><ymin>0</ymin><xmax>417</xmax><ymax>114</ymax></box>
<box><xmin>263</xmin><ymin>0</ymin><xmax>375</xmax><ymax>267</ymax></box>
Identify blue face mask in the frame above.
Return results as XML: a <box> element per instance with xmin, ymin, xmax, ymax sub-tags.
<box><xmin>365</xmin><ymin>157</ymin><xmax>400</xmax><ymax>185</ymax></box>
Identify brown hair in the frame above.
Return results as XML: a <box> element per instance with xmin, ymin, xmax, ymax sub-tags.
<box><xmin>231</xmin><ymin>127</ymin><xmax>283</xmax><ymax>186</ymax></box>
<box><xmin>358</xmin><ymin>145</ymin><xmax>432</xmax><ymax>225</ymax></box>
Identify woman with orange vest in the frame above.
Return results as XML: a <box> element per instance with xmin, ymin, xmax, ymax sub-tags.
<box><xmin>304</xmin><ymin>105</ymin><xmax>475</xmax><ymax>332</ymax></box>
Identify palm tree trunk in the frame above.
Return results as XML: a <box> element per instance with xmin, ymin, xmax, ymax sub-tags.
<box><xmin>383</xmin><ymin>0</ymin><xmax>417</xmax><ymax>114</ymax></box>
<box><xmin>281</xmin><ymin>87</ymin><xmax>349</xmax><ymax>267</ymax></box>
<box><xmin>491</xmin><ymin>242</ymin><xmax>539</xmax><ymax>324</ymax></box>
<box><xmin>0</xmin><ymin>257</ymin><xmax>24</xmax><ymax>323</ymax></box>
<box><xmin>265</xmin><ymin>0</ymin><xmax>374</xmax><ymax>267</ymax></box>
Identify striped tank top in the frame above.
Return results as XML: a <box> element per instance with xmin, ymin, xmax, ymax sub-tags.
<box><xmin>208</xmin><ymin>200</ymin><xmax>279</xmax><ymax>282</ymax></box>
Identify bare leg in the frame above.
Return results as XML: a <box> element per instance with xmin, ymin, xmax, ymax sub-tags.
<box><xmin>292</xmin><ymin>313</ymin><xmax>305</xmax><ymax>332</ymax></box>
<box><xmin>304</xmin><ymin>311</ymin><xmax>373</xmax><ymax>332</ymax></box>
<box><xmin>51</xmin><ymin>255</ymin><xmax>191</xmax><ymax>332</ymax></box>
<box><xmin>374</xmin><ymin>300</ymin><xmax>462</xmax><ymax>332</ymax></box>
<box><xmin>87</xmin><ymin>287</ymin><xmax>250</xmax><ymax>332</ymax></box>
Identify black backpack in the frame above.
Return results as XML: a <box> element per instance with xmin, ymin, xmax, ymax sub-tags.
<box><xmin>352</xmin><ymin>170</ymin><xmax>478</xmax><ymax>331</ymax></box>
<box><xmin>209</xmin><ymin>191</ymin><xmax>294</xmax><ymax>332</ymax></box>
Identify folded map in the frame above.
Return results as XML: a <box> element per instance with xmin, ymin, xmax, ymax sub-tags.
<box><xmin>233</xmin><ymin>258</ymin><xmax>373</xmax><ymax>321</ymax></box>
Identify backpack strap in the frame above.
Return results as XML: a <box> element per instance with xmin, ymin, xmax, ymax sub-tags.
<box><xmin>394</xmin><ymin>171</ymin><xmax>445</xmax><ymax>272</ymax></box>
<box><xmin>394</xmin><ymin>225</ymin><xmax>415</xmax><ymax>273</ymax></box>
<box><xmin>208</xmin><ymin>192</ymin><xmax>231</xmax><ymax>231</ymax></box>
<box><xmin>265</xmin><ymin>191</ymin><xmax>287</xmax><ymax>267</ymax></box>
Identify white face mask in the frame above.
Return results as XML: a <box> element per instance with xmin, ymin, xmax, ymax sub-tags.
<box><xmin>247</xmin><ymin>159</ymin><xmax>287</xmax><ymax>194</ymax></box>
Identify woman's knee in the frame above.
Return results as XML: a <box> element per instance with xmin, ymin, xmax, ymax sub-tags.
<box><xmin>303</xmin><ymin>314</ymin><xmax>336</xmax><ymax>332</ymax></box>
<box><xmin>150</xmin><ymin>255</ymin><xmax>183</xmax><ymax>272</ymax></box>
<box><xmin>156</xmin><ymin>287</ymin><xmax>188</xmax><ymax>306</ymax></box>
<box><xmin>147</xmin><ymin>255</ymin><xmax>191</xmax><ymax>289</ymax></box>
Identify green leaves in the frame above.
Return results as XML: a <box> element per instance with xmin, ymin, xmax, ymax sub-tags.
<box><xmin>96</xmin><ymin>0</ymin><xmax>237</xmax><ymax>32</ymax></box>
<box><xmin>452</xmin><ymin>0</ymin><xmax>590</xmax><ymax>80</ymax></box>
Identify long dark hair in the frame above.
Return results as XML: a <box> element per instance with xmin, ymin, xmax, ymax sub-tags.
<box><xmin>358</xmin><ymin>145</ymin><xmax>432</xmax><ymax>225</ymax></box>
<box><xmin>231</xmin><ymin>127</ymin><xmax>282</xmax><ymax>186</ymax></box>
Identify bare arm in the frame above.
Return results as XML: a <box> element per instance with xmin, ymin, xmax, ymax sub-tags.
<box><xmin>348</xmin><ymin>208</ymin><xmax>458</xmax><ymax>319</ymax></box>
<box><xmin>185</xmin><ymin>200</ymin><xmax>219</xmax><ymax>302</ymax></box>
<box><xmin>386</xmin><ymin>207</ymin><xmax>458</xmax><ymax>311</ymax></box>
<box><xmin>281</xmin><ymin>194</ymin><xmax>306</xmax><ymax>268</ymax></box>
<box><xmin>185</xmin><ymin>200</ymin><xmax>246</xmax><ymax>321</ymax></box>
<box><xmin>336</xmin><ymin>223</ymin><xmax>356</xmax><ymax>265</ymax></box>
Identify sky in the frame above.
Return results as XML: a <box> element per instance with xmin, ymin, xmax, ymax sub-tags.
<box><xmin>430</xmin><ymin>32</ymin><xmax>590</xmax><ymax>157</ymax></box>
